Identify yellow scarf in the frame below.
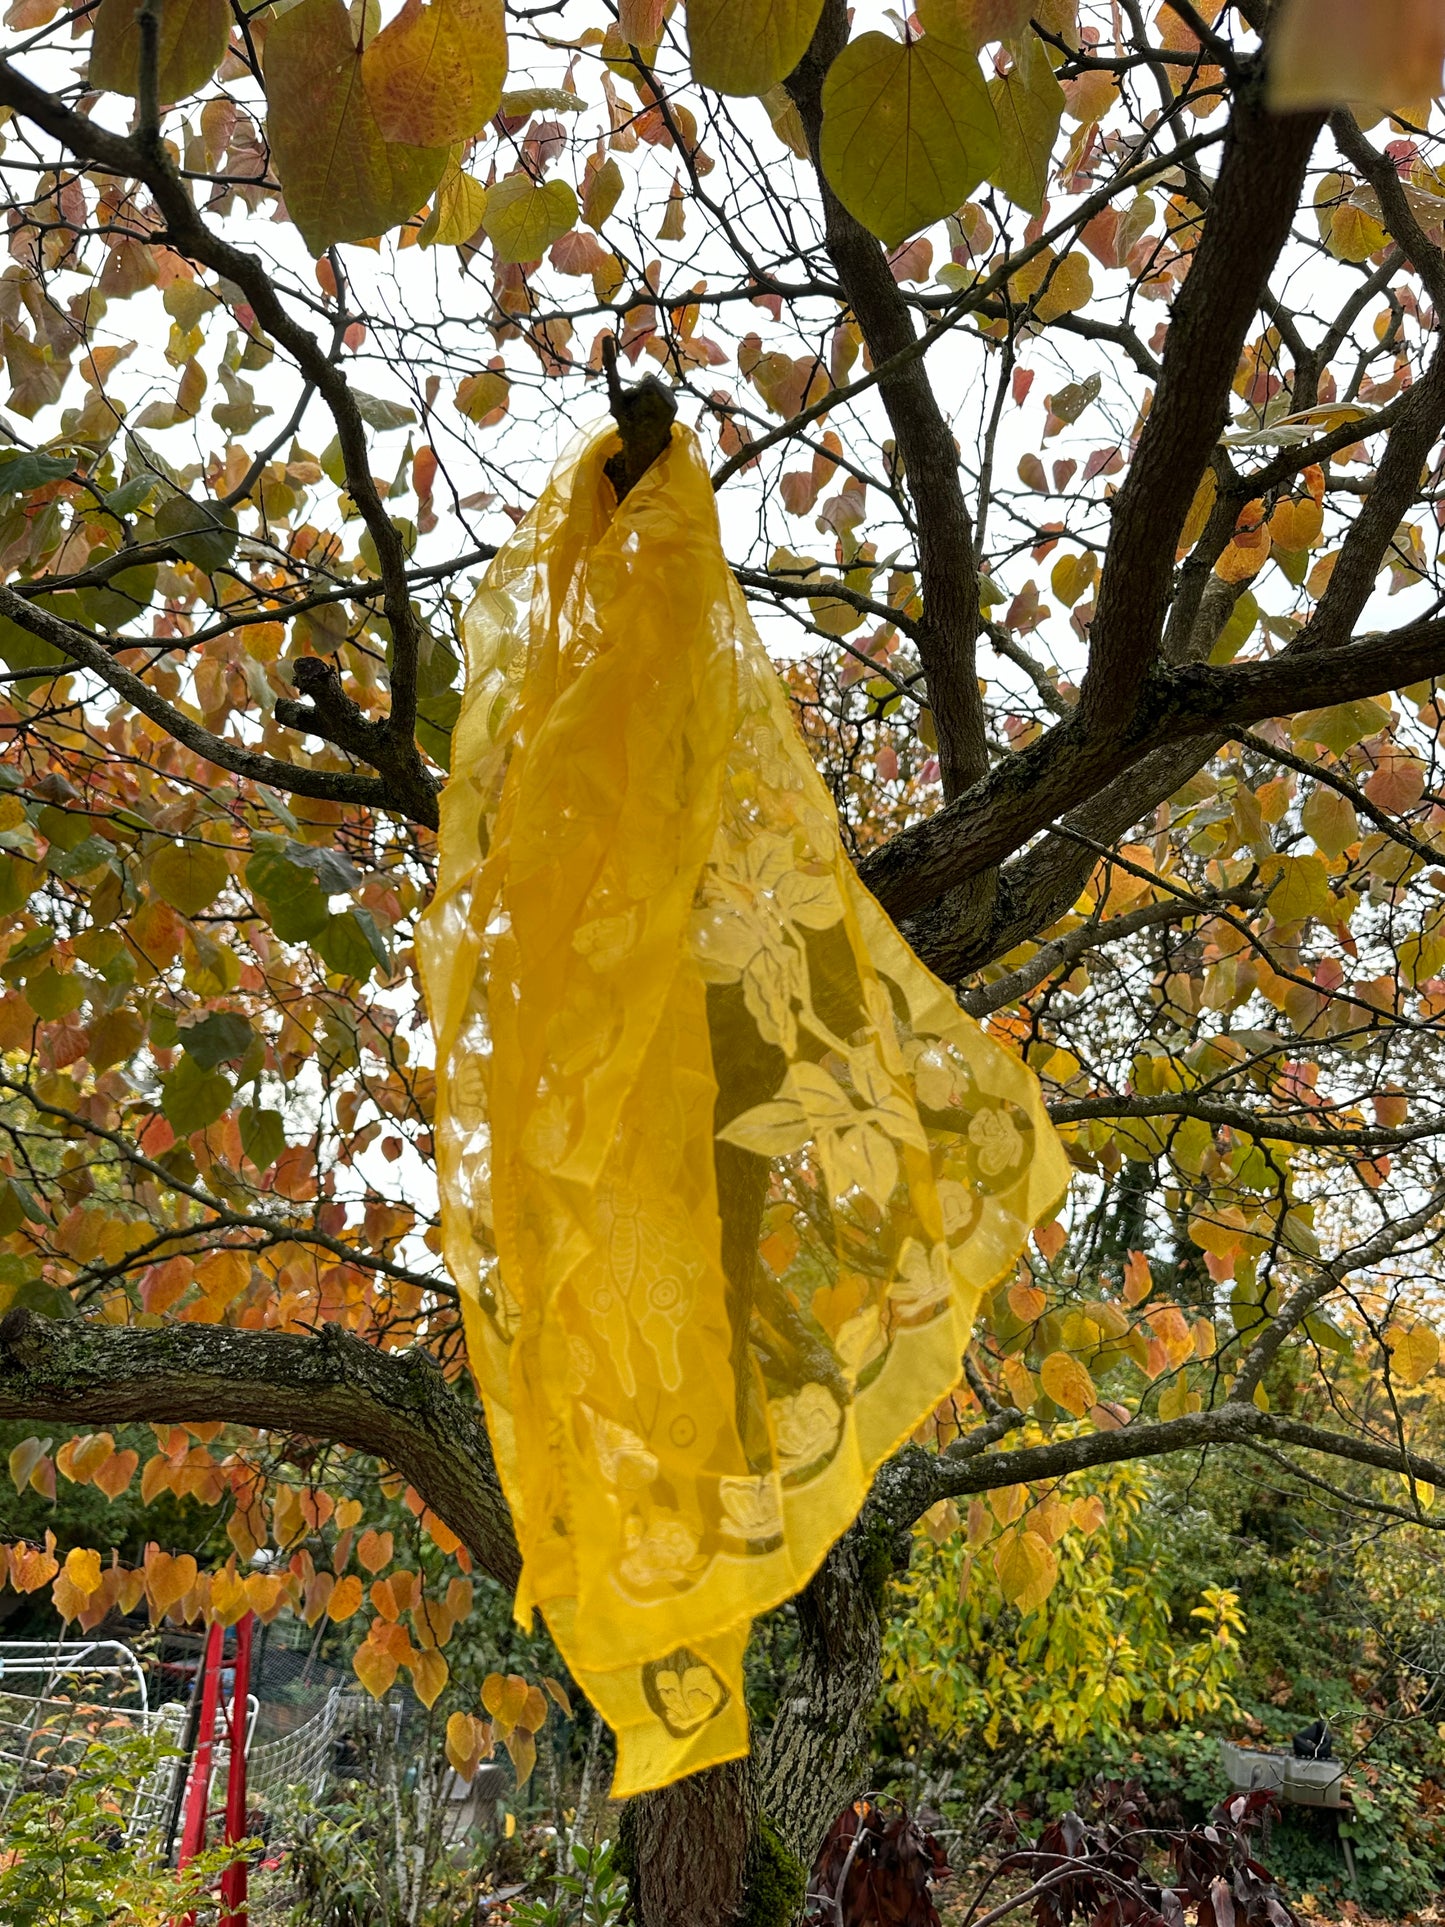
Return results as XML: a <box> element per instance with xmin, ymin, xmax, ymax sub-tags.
<box><xmin>418</xmin><ymin>421</ymin><xmax>1068</xmax><ymax>1794</ymax></box>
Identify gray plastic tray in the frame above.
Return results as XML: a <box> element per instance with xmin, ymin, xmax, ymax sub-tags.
<box><xmin>1219</xmin><ymin>1739</ymin><xmax>1346</xmax><ymax>1809</ymax></box>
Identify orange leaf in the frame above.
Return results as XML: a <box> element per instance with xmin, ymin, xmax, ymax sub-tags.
<box><xmin>93</xmin><ymin>1448</ymin><xmax>138</xmax><ymax>1501</ymax></box>
<box><xmin>328</xmin><ymin>1573</ymin><xmax>365</xmax><ymax>1622</ymax></box>
<box><xmin>358</xmin><ymin>1527</ymin><xmax>394</xmax><ymax>1574</ymax></box>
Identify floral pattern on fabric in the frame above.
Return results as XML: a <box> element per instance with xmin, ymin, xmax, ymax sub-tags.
<box><xmin>417</xmin><ymin>421</ymin><xmax>1069</xmax><ymax>1795</ymax></box>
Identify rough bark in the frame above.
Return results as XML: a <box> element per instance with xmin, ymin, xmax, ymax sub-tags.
<box><xmin>0</xmin><ymin>1308</ymin><xmax>520</xmax><ymax>1590</ymax></box>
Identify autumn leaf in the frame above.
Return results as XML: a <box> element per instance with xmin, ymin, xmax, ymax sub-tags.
<box><xmin>264</xmin><ymin>0</ymin><xmax>448</xmax><ymax>255</ymax></box>
<box><xmin>1386</xmin><ymin>1322</ymin><xmax>1440</xmax><ymax>1387</ymax></box>
<box><xmin>408</xmin><ymin>1645</ymin><xmax>449</xmax><ymax>1707</ymax></box>
<box><xmin>354</xmin><ymin>1632</ymin><xmax>401</xmax><ymax>1699</ymax></box>
<box><xmin>1040</xmin><ymin>1350</ymin><xmax>1095</xmax><ymax>1419</ymax></box>
<box><xmin>686</xmin><ymin>0</ymin><xmax>827</xmax><ymax>96</ymax></box>
<box><xmin>361</xmin><ymin>0</ymin><xmax>507</xmax><ymax>146</ymax></box>
<box><xmin>820</xmin><ymin>26</ymin><xmax>1000</xmax><ymax>248</ymax></box>
<box><xmin>89</xmin><ymin>0</ymin><xmax>231</xmax><ymax>103</ymax></box>
<box><xmin>419</xmin><ymin>159</ymin><xmax>489</xmax><ymax>249</ymax></box>
<box><xmin>993</xmin><ymin>1526</ymin><xmax>1058</xmax><ymax>1612</ymax></box>
<box><xmin>483</xmin><ymin>174</ymin><xmax>579</xmax><ymax>265</ymax></box>
<box><xmin>150</xmin><ymin>842</ymin><xmax>230</xmax><ymax>917</ymax></box>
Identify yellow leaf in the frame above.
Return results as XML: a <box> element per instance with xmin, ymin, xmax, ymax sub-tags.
<box><xmin>354</xmin><ymin>1635</ymin><xmax>400</xmax><ymax>1700</ymax></box>
<box><xmin>583</xmin><ymin>155</ymin><xmax>624</xmax><ymax>230</ymax></box>
<box><xmin>456</xmin><ymin>370</ymin><xmax>510</xmax><ymax>426</ymax></box>
<box><xmin>210</xmin><ymin>1566</ymin><xmax>251</xmax><ymax>1626</ymax></box>
<box><xmin>145</xmin><ymin>1549</ymin><xmax>197</xmax><ymax>1617</ymax></box>
<box><xmin>1261</xmin><ymin>852</ymin><xmax>1334</xmax><ymax>926</ymax></box>
<box><xmin>986</xmin><ymin>28</ymin><xmax>1062</xmax><ymax>214</ymax></box>
<box><xmin>482</xmin><ymin>1670</ymin><xmax>530</xmax><ymax>1735</ymax></box>
<box><xmin>335</xmin><ymin>1498</ymin><xmax>364</xmax><ymax>1531</ymax></box>
<box><xmin>543</xmin><ymin>1675</ymin><xmax>573</xmax><ymax>1717</ymax></box>
<box><xmin>89</xmin><ymin>0</ymin><xmax>231</xmax><ymax>102</ymax></box>
<box><xmin>819</xmin><ymin>27</ymin><xmax>1000</xmax><ymax>248</ymax></box>
<box><xmin>264</xmin><ymin>0</ymin><xmax>448</xmax><ymax>255</ymax></box>
<box><xmin>409</xmin><ymin>1645</ymin><xmax>449</xmax><ymax>1708</ymax></box>
<box><xmin>1177</xmin><ymin>468</ymin><xmax>1217</xmax><ymax>556</ymax></box>
<box><xmin>446</xmin><ymin>1710</ymin><xmax>485</xmax><ymax>1778</ymax></box>
<box><xmin>1039</xmin><ymin>1350</ymin><xmax>1095</xmax><ymax>1419</ymax></box>
<box><xmin>1034</xmin><ymin>250</ymin><xmax>1093</xmax><ymax>322</ymax></box>
<box><xmin>64</xmin><ymin>1545</ymin><xmax>102</xmax><ymax>1598</ymax></box>
<box><xmin>1001</xmin><ymin>1354</ymin><xmax>1037</xmax><ymax>1410</ymax></box>
<box><xmin>1386</xmin><ymin>1322</ymin><xmax>1440</xmax><ymax>1388</ymax></box>
<box><xmin>150</xmin><ymin>842</ymin><xmax>229</xmax><ymax>917</ymax></box>
<box><xmin>686</xmin><ymin>0</ymin><xmax>826</xmax><ymax>95</ymax></box>
<box><xmin>1301</xmin><ymin>785</ymin><xmax>1358</xmax><ymax>859</ymax></box>
<box><xmin>504</xmin><ymin>1723</ymin><xmax>538</xmax><ymax>1788</ymax></box>
<box><xmin>483</xmin><ymin>174</ymin><xmax>580</xmax><ymax>265</ymax></box>
<box><xmin>420</xmin><ymin>157</ymin><xmax>489</xmax><ymax>248</ymax></box>
<box><xmin>328</xmin><ymin>1573</ymin><xmax>365</xmax><ymax>1622</ymax></box>
<box><xmin>988</xmin><ymin>1481</ymin><xmax>1027</xmax><ymax>1526</ymax></box>
<box><xmin>1293</xmin><ymin>697</ymin><xmax>1391</xmax><ymax>756</ymax></box>
<box><xmin>361</xmin><ymin>0</ymin><xmax>507</xmax><ymax>145</ymax></box>
<box><xmin>518</xmin><ymin>1683</ymin><xmax>549</xmax><ymax>1733</ymax></box>
<box><xmin>993</xmin><ymin>1527</ymin><xmax>1058</xmax><ymax>1612</ymax></box>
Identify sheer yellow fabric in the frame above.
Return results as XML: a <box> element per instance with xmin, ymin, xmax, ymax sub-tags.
<box><xmin>417</xmin><ymin>421</ymin><xmax>1069</xmax><ymax>1795</ymax></box>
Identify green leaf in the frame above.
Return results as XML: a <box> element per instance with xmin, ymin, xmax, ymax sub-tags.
<box><xmin>820</xmin><ymin>27</ymin><xmax>1000</xmax><ymax>248</ymax></box>
<box><xmin>162</xmin><ymin>1054</ymin><xmax>234</xmax><ymax>1136</ymax></box>
<box><xmin>152</xmin><ymin>494</ymin><xmax>239</xmax><ymax>572</ymax></box>
<box><xmin>264</xmin><ymin>0</ymin><xmax>448</xmax><ymax>254</ymax></box>
<box><xmin>361</xmin><ymin>0</ymin><xmax>508</xmax><ymax>145</ymax></box>
<box><xmin>316</xmin><ymin>907</ymin><xmax>388</xmax><ymax>981</ymax></box>
<box><xmin>987</xmin><ymin>31</ymin><xmax>1063</xmax><ymax>214</ymax></box>
<box><xmin>179</xmin><ymin>1010</ymin><xmax>256</xmax><ymax>1069</ymax></box>
<box><xmin>685</xmin><ymin>0</ymin><xmax>826</xmax><ymax>95</ymax></box>
<box><xmin>245</xmin><ymin>841</ymin><xmax>332</xmax><ymax>942</ymax></box>
<box><xmin>482</xmin><ymin>174</ymin><xmax>579</xmax><ymax>264</ymax></box>
<box><xmin>150</xmin><ymin>841</ymin><xmax>230</xmax><ymax>916</ymax></box>
<box><xmin>241</xmin><ymin>1105</ymin><xmax>286</xmax><ymax>1172</ymax></box>
<box><xmin>89</xmin><ymin>0</ymin><xmax>231</xmax><ymax>101</ymax></box>
<box><xmin>0</xmin><ymin>451</ymin><xmax>74</xmax><ymax>496</ymax></box>
<box><xmin>76</xmin><ymin>562</ymin><xmax>158</xmax><ymax>631</ymax></box>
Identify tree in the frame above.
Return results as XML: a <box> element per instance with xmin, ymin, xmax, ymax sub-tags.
<box><xmin>3</xmin><ymin>0</ymin><xmax>1445</xmax><ymax>1919</ymax></box>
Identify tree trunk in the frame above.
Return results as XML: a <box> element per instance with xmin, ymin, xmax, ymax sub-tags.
<box><xmin>627</xmin><ymin>1759</ymin><xmax>756</xmax><ymax>1927</ymax></box>
<box><xmin>623</xmin><ymin>1519</ymin><xmax>892</xmax><ymax>1927</ymax></box>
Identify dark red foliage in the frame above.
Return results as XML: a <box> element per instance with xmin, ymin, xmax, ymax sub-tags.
<box><xmin>996</xmin><ymin>1780</ymin><xmax>1297</xmax><ymax>1927</ymax></box>
<box><xmin>807</xmin><ymin>1798</ymin><xmax>953</xmax><ymax>1927</ymax></box>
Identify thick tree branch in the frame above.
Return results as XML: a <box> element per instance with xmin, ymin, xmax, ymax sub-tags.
<box><xmin>1076</xmin><ymin>60</ymin><xmax>1323</xmax><ymax>724</ymax></box>
<box><xmin>786</xmin><ymin>0</ymin><xmax>988</xmax><ymax>811</ymax></box>
<box><xmin>0</xmin><ymin>1309</ymin><xmax>520</xmax><ymax>1590</ymax></box>
<box><xmin>863</xmin><ymin>616</ymin><xmax>1445</xmax><ymax>930</ymax></box>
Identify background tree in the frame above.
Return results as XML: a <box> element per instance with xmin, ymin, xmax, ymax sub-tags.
<box><xmin>4</xmin><ymin>0</ymin><xmax>1445</xmax><ymax>1921</ymax></box>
